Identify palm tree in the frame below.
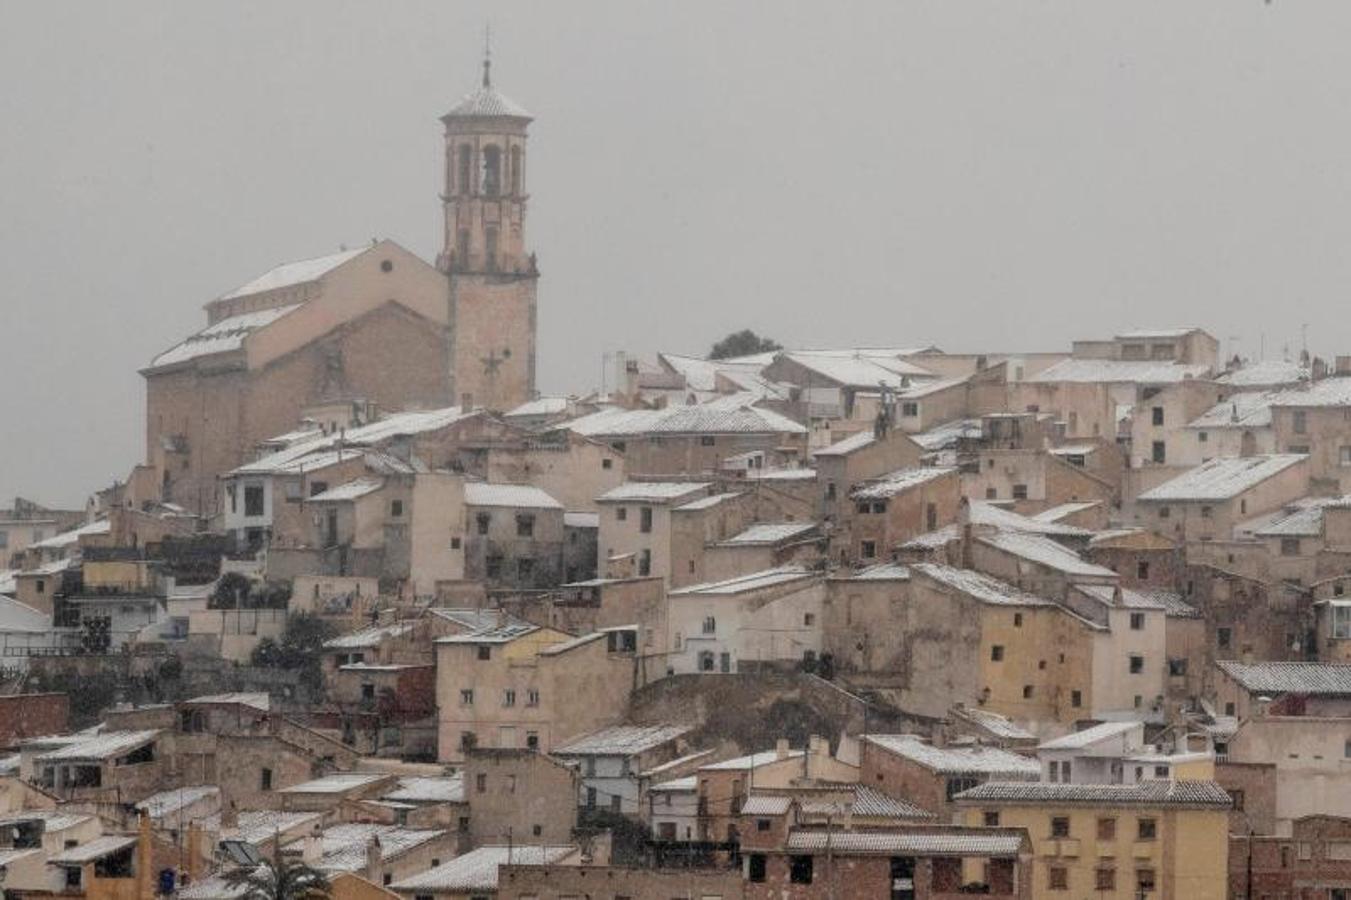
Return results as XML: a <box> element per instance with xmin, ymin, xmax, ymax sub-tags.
<box><xmin>223</xmin><ymin>839</ymin><xmax>330</xmax><ymax>900</ymax></box>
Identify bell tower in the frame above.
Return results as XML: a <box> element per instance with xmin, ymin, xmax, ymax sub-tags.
<box><xmin>439</xmin><ymin>51</ymin><xmax>538</xmax><ymax>411</ymax></box>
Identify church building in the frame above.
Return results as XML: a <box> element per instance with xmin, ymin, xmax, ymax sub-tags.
<box><xmin>141</xmin><ymin>60</ymin><xmax>540</xmax><ymax>514</ymax></box>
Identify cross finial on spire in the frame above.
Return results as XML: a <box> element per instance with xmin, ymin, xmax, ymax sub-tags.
<box><xmin>482</xmin><ymin>24</ymin><xmax>492</xmax><ymax>88</ymax></box>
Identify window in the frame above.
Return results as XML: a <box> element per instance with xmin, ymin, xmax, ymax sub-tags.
<box><xmin>1158</xmin><ymin>505</ymin><xmax>1170</xmax><ymax>519</ymax></box>
<box><xmin>699</xmin><ymin>651</ymin><xmax>715</xmax><ymax>672</ymax></box>
<box><xmin>1229</xmin><ymin>789</ymin><xmax>1245</xmax><ymax>810</ymax></box>
<box><xmin>516</xmin><ymin>514</ymin><xmax>535</xmax><ymax>537</ymax></box>
<box><xmin>260</xmin><ymin>768</ymin><xmax>273</xmax><ymax>791</ymax></box>
<box><xmin>1136</xmin><ymin>869</ymin><xmax>1156</xmax><ymax>894</ymax></box>
<box><xmin>1168</xmin><ymin>658</ymin><xmax>1187</xmax><ymax>677</ymax></box>
<box><xmin>616</xmin><ymin>507</ymin><xmax>627</xmax><ymax>522</ymax></box>
<box><xmin>983</xmin><ymin>811</ymin><xmax>1000</xmax><ymax>827</ymax></box>
<box><xmin>1217</xmin><ymin>627</ymin><xmax>1232</xmax><ymax>649</ymax></box>
<box><xmin>526</xmin><ymin>688</ymin><xmax>539</xmax><ymax>706</ymax></box>
<box><xmin>1137</xmin><ymin>818</ymin><xmax>1157</xmax><ymax>841</ymax></box>
<box><xmin>1151</xmin><ymin>441</ymin><xmax>1166</xmax><ymax>464</ymax></box>
<box><xmin>860</xmin><ymin>540</ymin><xmax>876</xmax><ymax>559</ymax></box>
<box><xmin>803</xmin><ymin>612</ymin><xmax>815</xmax><ymax>626</ymax></box>
<box><xmin>503</xmin><ymin>689</ymin><xmax>515</xmax><ymax>707</ymax></box>
<box><xmin>1200</xmin><ymin>505</ymin><xmax>1212</xmax><ymax>519</ymax></box>
<box><xmin>457</xmin><ymin>144</ymin><xmax>473</xmax><ymax>194</ymax></box>
<box><xmin>639</xmin><ymin>507</ymin><xmax>653</xmax><ymax>533</ymax></box>
<box><xmin>702</xmin><ymin>616</ymin><xmax>716</xmax><ymax>634</ymax></box>
<box><xmin>486</xmin><ymin>555</ymin><xmax>503</xmax><ymax>579</ymax></box>
<box><xmin>1012</xmin><ymin>483</ymin><xmax>1028</xmax><ymax>500</ymax></box>
<box><xmin>748</xmin><ymin>853</ymin><xmax>767</xmax><ymax>882</ymax></box>
<box><xmin>1098</xmin><ymin>817</ymin><xmax>1116</xmax><ymax>840</ymax></box>
<box><xmin>990</xmin><ymin>645</ymin><xmax>1004</xmax><ymax>662</ymax></box>
<box><xmin>1048</xmin><ymin>867</ymin><xmax>1068</xmax><ymax>890</ymax></box>
<box><xmin>1151</xmin><ymin>406</ymin><xmax>1164</xmax><ymax>426</ymax></box>
<box><xmin>1198</xmin><ymin>430</ymin><xmax>1208</xmax><ymax>443</ymax></box>
<box><xmin>1137</xmin><ymin>560</ymin><xmax>1150</xmax><ymax>580</ymax></box>
<box><xmin>870</xmin><ymin>501</ymin><xmax>887</xmax><ymax>514</ymax></box>
<box><xmin>1048</xmin><ymin>761</ymin><xmax>1059</xmax><ymax>783</ymax></box>
<box><xmin>482</xmin><ymin>145</ymin><xmax>502</xmax><ymax>196</ymax></box>
<box><xmin>789</xmin><ymin>855</ymin><xmax>813</xmax><ymax>884</ymax></box>
<box><xmin>1281</xmin><ymin>537</ymin><xmax>1300</xmax><ymax>557</ymax></box>
<box><xmin>1294</xmin><ymin>410</ymin><xmax>1308</xmax><ymax>434</ymax></box>
<box><xmin>637</xmin><ymin>549</ymin><xmax>651</xmax><ymax>577</ymax></box>
<box><xmin>1095</xmin><ymin>868</ymin><xmax>1116</xmax><ymax>891</ymax></box>
<box><xmin>476</xmin><ymin>513</ymin><xmax>491</xmax><ymax>535</ymax></box>
<box><xmin>1014</xmin><ymin>613</ymin><xmax>1023</xmax><ymax>627</ymax></box>
<box><xmin>477</xmin><ymin>645</ymin><xmax>491</xmax><ymax>661</ymax></box>
<box><xmin>1342</xmin><ymin>446</ymin><xmax>1351</xmax><ymax>467</ymax></box>
<box><xmin>926</xmin><ymin>502</ymin><xmax>937</xmax><ymax>530</ymax></box>
<box><xmin>945</xmin><ymin>776</ymin><xmax>979</xmax><ymax>800</ymax></box>
<box><xmin>460</xmin><ymin>689</ymin><xmax>474</xmax><ymax>705</ymax></box>
<box><xmin>1071</xmin><ymin>689</ymin><xmax>1082</xmax><ymax>708</ymax></box>
<box><xmin>824</xmin><ymin>482</ymin><xmax>836</xmax><ymax>501</ymax></box>
<box><xmin>309</xmin><ymin>481</ymin><xmax>328</xmax><ymax>497</ymax></box>
<box><xmin>700</xmin><ymin>435</ymin><xmax>716</xmax><ymax>446</ymax></box>
<box><xmin>985</xmin><ymin>487</ymin><xmax>997</xmax><ymax>500</ymax></box>
<box><xmin>1022</xmin><ymin>684</ymin><xmax>1033</xmax><ymax>699</ymax></box>
<box><xmin>1130</xmin><ymin>612</ymin><xmax>1145</xmax><ymax>630</ymax></box>
<box><xmin>601</xmin><ymin>457</ymin><xmax>612</xmax><ymax>469</ymax></box>
<box><xmin>451</xmin><ymin>536</ymin><xmax>461</xmax><ymax>549</ymax></box>
<box><xmin>476</xmin><ymin>773</ymin><xmax>488</xmax><ymax>793</ymax></box>
<box><xmin>244</xmin><ymin>485</ymin><xmax>264</xmax><ymax>517</ymax></box>
<box><xmin>1050</xmin><ymin>817</ymin><xmax>1070</xmax><ymax>838</ymax></box>
<box><xmin>455</xmin><ymin>229</ymin><xmax>470</xmax><ymax>267</ymax></box>
<box><xmin>526</xmin><ymin>731</ymin><xmax>539</xmax><ymax>750</ymax></box>
<box><xmin>1129</xmin><ymin>655</ymin><xmax>1144</xmax><ymax>674</ymax></box>
<box><xmin>390</xmin><ymin>499</ymin><xmax>403</xmax><ymax>518</ymax></box>
<box><xmin>901</xmin><ymin>401</ymin><xmax>919</xmax><ymax>417</ymax></box>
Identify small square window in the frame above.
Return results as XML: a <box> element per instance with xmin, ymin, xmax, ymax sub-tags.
<box><xmin>1130</xmin><ymin>612</ymin><xmax>1145</xmax><ymax>630</ymax></box>
<box><xmin>1137</xmin><ymin>818</ymin><xmax>1157</xmax><ymax>841</ymax></box>
<box><xmin>1129</xmin><ymin>655</ymin><xmax>1144</xmax><ymax>674</ymax></box>
<box><xmin>616</xmin><ymin>507</ymin><xmax>627</xmax><ymax>521</ymax></box>
<box><xmin>601</xmin><ymin>458</ymin><xmax>613</xmax><ymax>469</ymax></box>
<box><xmin>1051</xmin><ymin>817</ymin><xmax>1070</xmax><ymax>838</ymax></box>
<box><xmin>983</xmin><ymin>811</ymin><xmax>1000</xmax><ymax>827</ymax></box>
<box><xmin>990</xmin><ymin>645</ymin><xmax>1004</xmax><ymax>662</ymax></box>
<box><xmin>860</xmin><ymin>540</ymin><xmax>876</xmax><ymax>559</ymax></box>
<box><xmin>390</xmin><ymin>499</ymin><xmax>403</xmax><ymax>518</ymax></box>
<box><xmin>1022</xmin><ymin>684</ymin><xmax>1033</xmax><ymax>699</ymax></box>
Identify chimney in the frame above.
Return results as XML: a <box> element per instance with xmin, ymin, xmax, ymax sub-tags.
<box><xmin>303</xmin><ymin>823</ymin><xmax>323</xmax><ymax>865</ymax></box>
<box><xmin>958</xmin><ymin>497</ymin><xmax>974</xmax><ymax>569</ymax></box>
<box><xmin>774</xmin><ymin>738</ymin><xmax>790</xmax><ymax>761</ymax></box>
<box><xmin>365</xmin><ymin>834</ymin><xmax>382</xmax><ymax>881</ymax></box>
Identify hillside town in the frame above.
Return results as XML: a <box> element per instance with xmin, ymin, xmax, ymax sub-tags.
<box><xmin>6</xmin><ymin>54</ymin><xmax>1351</xmax><ymax>900</ymax></box>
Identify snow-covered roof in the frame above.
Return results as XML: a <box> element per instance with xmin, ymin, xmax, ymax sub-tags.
<box><xmin>278</xmin><ymin>772</ymin><xmax>389</xmax><ymax>794</ymax></box>
<box><xmin>443</xmin><ymin>82</ymin><xmax>533</xmax><ymax>119</ymax></box>
<box><xmin>1031</xmin><ymin>502</ymin><xmax>1100</xmax><ymax>524</ymax></box>
<box><xmin>911</xmin><ymin>418</ymin><xmax>982</xmax><ymax>451</ymax></box>
<box><xmin>1216</xmin><ymin>660</ymin><xmax>1351</xmax><ymax>696</ymax></box>
<box><xmin>1038</xmin><ymin>720</ymin><xmax>1141</xmax><ymax>751</ymax></box>
<box><xmin>649</xmin><ymin>775</ymin><xmax>697</xmax><ymax>792</ymax></box>
<box><xmin>323</xmin><ymin>620</ymin><xmax>417</xmax><ymax>649</ymax></box>
<box><xmin>283</xmin><ymin>824</ymin><xmax>445</xmax><ymax>873</ymax></box>
<box><xmin>464</xmin><ymin>482</ymin><xmax>563</xmax><ymax>510</ymax></box>
<box><xmin>851</xmin><ymin>466</ymin><xmax>955</xmax><ymax>500</ymax></box>
<box><xmin>672</xmin><ymin>492</ymin><xmax>742</xmax><ymax>512</ymax></box>
<box><xmin>220</xmin><ymin>247</ymin><xmax>367</xmax><ymax>301</ymax></box>
<box><xmin>1028</xmin><ymin>359</ymin><xmax>1211</xmax><ymax>384</ymax></box>
<box><xmin>392</xmin><ymin>846</ymin><xmax>575</xmax><ymax>891</ymax></box>
<box><xmin>185</xmin><ymin>691</ymin><xmax>270</xmax><ymax>710</ymax></box>
<box><xmin>1187</xmin><ymin>391</ymin><xmax>1276</xmax><ymax>429</ymax></box>
<box><xmin>1269</xmin><ymin>376</ymin><xmax>1351</xmax><ymax>408</ymax></box>
<box><xmin>968</xmin><ymin>502</ymin><xmax>1091</xmax><ymax>538</ymax></box>
<box><xmin>150</xmin><ymin>304</ymin><xmax>303</xmax><ymax>369</ymax></box>
<box><xmin>0</xmin><ymin>810</ymin><xmax>94</xmax><ymax>832</ymax></box>
<box><xmin>597</xmin><ymin>482</ymin><xmax>711</xmax><ymax>504</ymax></box>
<box><xmin>1137</xmin><ymin>455</ymin><xmax>1307</xmax><ymax>502</ymax></box>
<box><xmin>956</xmin><ymin>779</ymin><xmax>1232</xmax><ymax>808</ymax></box>
<box><xmin>954</xmin><ymin>708</ymin><xmax>1035</xmax><ymax>741</ymax></box>
<box><xmin>658</xmin><ymin>353</ymin><xmax>769</xmax><ymax>393</ymax></box>
<box><xmin>561</xmin><ymin>394</ymin><xmax>805</xmax><ymax>438</ymax></box>
<box><xmin>862</xmin><ymin>735</ymin><xmax>1039</xmax><ymax>777</ymax></box>
<box><xmin>1115</xmin><ymin>328</ymin><xmax>1203</xmax><ymax>339</ymax></box>
<box><xmin>739</xmin><ymin>794</ymin><xmax>794</xmax><ymax>816</ymax></box>
<box><xmin>137</xmin><ymin>785</ymin><xmax>220</xmax><ymax>818</ymax></box>
<box><xmin>553</xmin><ymin>724</ymin><xmax>689</xmax><ymax>757</ymax></box>
<box><xmin>1241</xmin><ymin>497</ymin><xmax>1351</xmax><ymax>538</ymax></box>
<box><xmin>844</xmin><ymin>562</ymin><xmax>912</xmax><ymax>581</ymax></box>
<box><xmin>383</xmin><ymin>775</ymin><xmax>464</xmax><ymax>804</ymax></box>
<box><xmin>813</xmin><ymin>431</ymin><xmax>876</xmax><ymax>457</ymax></box>
<box><xmin>669</xmin><ymin>567</ymin><xmax>816</xmax><ymax>597</ymax></box>
<box><xmin>306</xmin><ymin>478</ymin><xmax>385</xmax><ymax>503</ymax></box>
<box><xmin>49</xmin><ymin>835</ymin><xmax>138</xmax><ymax>865</ymax></box>
<box><xmin>911</xmin><ymin>564</ymin><xmax>1051</xmax><ymax>607</ymax></box>
<box><xmin>436</xmin><ymin>622</ymin><xmax>540</xmax><ymax>645</ymax></box>
<box><xmin>28</xmin><ymin>518</ymin><xmax>110</xmax><ymax>551</ymax></box>
<box><xmin>0</xmin><ymin>595</ymin><xmax>49</xmax><ymax>633</ymax></box>
<box><xmin>780</xmin><ymin>351</ymin><xmax>933</xmax><ymax>388</ymax></box>
<box><xmin>35</xmin><ymin>730</ymin><xmax>159</xmax><ymax>762</ymax></box>
<box><xmin>977</xmin><ymin>531</ymin><xmax>1117</xmax><ymax>579</ymax></box>
<box><xmin>203</xmin><ymin>810</ymin><xmax>323</xmax><ymax>846</ymax></box>
<box><xmin>1217</xmin><ymin>359</ymin><xmax>1310</xmax><ymax>387</ymax></box>
<box><xmin>717</xmin><ymin>522</ymin><xmax>818</xmax><ymax>546</ymax></box>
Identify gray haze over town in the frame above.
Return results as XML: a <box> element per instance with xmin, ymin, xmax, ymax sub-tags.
<box><xmin>4</xmin><ymin>4</ymin><xmax>1351</xmax><ymax>900</ymax></box>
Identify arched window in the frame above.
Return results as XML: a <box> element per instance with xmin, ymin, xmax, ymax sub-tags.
<box><xmin>510</xmin><ymin>146</ymin><xmax>522</xmax><ymax>195</ymax></box>
<box><xmin>482</xmin><ymin>145</ymin><xmax>502</xmax><ymax>197</ymax></box>
<box><xmin>457</xmin><ymin>144</ymin><xmax>473</xmax><ymax>195</ymax></box>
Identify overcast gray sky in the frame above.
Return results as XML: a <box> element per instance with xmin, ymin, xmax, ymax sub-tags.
<box><xmin>2</xmin><ymin>1</ymin><xmax>1348</xmax><ymax>506</ymax></box>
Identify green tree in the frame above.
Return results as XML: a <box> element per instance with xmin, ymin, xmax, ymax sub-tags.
<box><xmin>212</xmin><ymin>572</ymin><xmax>252</xmax><ymax>610</ymax></box>
<box><xmin>708</xmin><ymin>329</ymin><xmax>782</xmax><ymax>360</ymax></box>
<box><xmin>224</xmin><ymin>844</ymin><xmax>330</xmax><ymax>900</ymax></box>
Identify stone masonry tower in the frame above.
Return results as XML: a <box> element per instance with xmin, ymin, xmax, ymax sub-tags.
<box><xmin>438</xmin><ymin>54</ymin><xmax>538</xmax><ymax>411</ymax></box>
